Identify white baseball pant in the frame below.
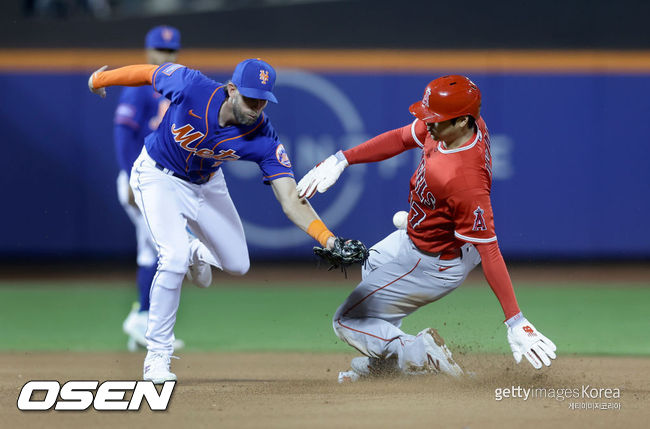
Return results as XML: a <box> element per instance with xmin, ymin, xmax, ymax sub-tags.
<box><xmin>130</xmin><ymin>147</ymin><xmax>250</xmax><ymax>354</ymax></box>
<box><xmin>333</xmin><ymin>229</ymin><xmax>481</xmax><ymax>371</ymax></box>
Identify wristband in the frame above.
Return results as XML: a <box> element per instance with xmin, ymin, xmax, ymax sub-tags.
<box><xmin>307</xmin><ymin>219</ymin><xmax>334</xmax><ymax>247</ymax></box>
<box><xmin>504</xmin><ymin>311</ymin><xmax>524</xmax><ymax>327</ymax></box>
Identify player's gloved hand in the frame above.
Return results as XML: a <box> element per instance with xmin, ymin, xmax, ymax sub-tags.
<box><xmin>314</xmin><ymin>237</ymin><xmax>369</xmax><ymax>275</ymax></box>
<box><xmin>88</xmin><ymin>65</ymin><xmax>108</xmax><ymax>98</ymax></box>
<box><xmin>505</xmin><ymin>312</ymin><xmax>557</xmax><ymax>369</ymax></box>
<box><xmin>296</xmin><ymin>151</ymin><xmax>349</xmax><ymax>199</ymax></box>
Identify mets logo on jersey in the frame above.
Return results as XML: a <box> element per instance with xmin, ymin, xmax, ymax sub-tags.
<box><xmin>259</xmin><ymin>70</ymin><xmax>269</xmax><ymax>85</ymax></box>
<box><xmin>472</xmin><ymin>206</ymin><xmax>487</xmax><ymax>231</ymax></box>
<box><xmin>171</xmin><ymin>123</ymin><xmax>241</xmax><ymax>161</ymax></box>
<box><xmin>275</xmin><ymin>144</ymin><xmax>291</xmax><ymax>168</ymax></box>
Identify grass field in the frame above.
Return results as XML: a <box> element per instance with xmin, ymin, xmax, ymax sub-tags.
<box><xmin>1</xmin><ymin>279</ymin><xmax>648</xmax><ymax>355</ymax></box>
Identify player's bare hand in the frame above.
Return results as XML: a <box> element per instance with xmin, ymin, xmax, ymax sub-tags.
<box><xmin>88</xmin><ymin>65</ymin><xmax>108</xmax><ymax>98</ymax></box>
<box><xmin>296</xmin><ymin>151</ymin><xmax>348</xmax><ymax>199</ymax></box>
<box><xmin>505</xmin><ymin>313</ymin><xmax>557</xmax><ymax>369</ymax></box>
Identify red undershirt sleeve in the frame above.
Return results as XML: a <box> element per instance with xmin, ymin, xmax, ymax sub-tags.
<box><xmin>475</xmin><ymin>241</ymin><xmax>521</xmax><ymax>320</ymax></box>
<box><xmin>343</xmin><ymin>124</ymin><xmax>418</xmax><ymax>164</ymax></box>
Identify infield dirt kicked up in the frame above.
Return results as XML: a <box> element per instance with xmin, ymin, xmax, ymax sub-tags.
<box><xmin>1</xmin><ymin>351</ymin><xmax>648</xmax><ymax>428</ymax></box>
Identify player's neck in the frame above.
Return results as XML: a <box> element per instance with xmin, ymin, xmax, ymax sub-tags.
<box><xmin>444</xmin><ymin>127</ymin><xmax>476</xmax><ymax>150</ymax></box>
<box><xmin>218</xmin><ymin>100</ymin><xmax>236</xmax><ymax>127</ymax></box>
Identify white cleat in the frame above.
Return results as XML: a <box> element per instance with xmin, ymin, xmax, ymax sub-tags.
<box><xmin>143</xmin><ymin>352</ymin><xmax>178</xmax><ymax>384</ymax></box>
<box><xmin>123</xmin><ymin>304</ymin><xmax>185</xmax><ymax>351</ymax></box>
<box><xmin>187</xmin><ymin>239</ymin><xmax>212</xmax><ymax>288</ymax></box>
<box><xmin>420</xmin><ymin>328</ymin><xmax>464</xmax><ymax>377</ymax></box>
<box><xmin>338</xmin><ymin>370</ymin><xmax>360</xmax><ymax>383</ymax></box>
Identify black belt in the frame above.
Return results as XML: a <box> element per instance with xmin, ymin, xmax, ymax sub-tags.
<box><xmin>154</xmin><ymin>162</ymin><xmax>211</xmax><ymax>185</ymax></box>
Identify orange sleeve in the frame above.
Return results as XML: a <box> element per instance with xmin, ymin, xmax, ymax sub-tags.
<box><xmin>475</xmin><ymin>241</ymin><xmax>521</xmax><ymax>320</ymax></box>
<box><xmin>92</xmin><ymin>65</ymin><xmax>157</xmax><ymax>89</ymax></box>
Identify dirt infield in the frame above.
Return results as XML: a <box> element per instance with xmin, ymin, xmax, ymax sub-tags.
<box><xmin>1</xmin><ymin>351</ymin><xmax>647</xmax><ymax>428</ymax></box>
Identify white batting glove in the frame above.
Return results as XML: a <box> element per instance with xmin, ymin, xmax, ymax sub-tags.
<box><xmin>505</xmin><ymin>312</ymin><xmax>557</xmax><ymax>369</ymax></box>
<box><xmin>88</xmin><ymin>65</ymin><xmax>108</xmax><ymax>98</ymax></box>
<box><xmin>296</xmin><ymin>151</ymin><xmax>349</xmax><ymax>199</ymax></box>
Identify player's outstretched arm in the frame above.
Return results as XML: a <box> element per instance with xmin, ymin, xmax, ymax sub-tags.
<box><xmin>475</xmin><ymin>242</ymin><xmax>557</xmax><ymax>369</ymax></box>
<box><xmin>88</xmin><ymin>64</ymin><xmax>158</xmax><ymax>98</ymax></box>
<box><xmin>271</xmin><ymin>176</ymin><xmax>336</xmax><ymax>248</ymax></box>
<box><xmin>296</xmin><ymin>124</ymin><xmax>420</xmax><ymax>199</ymax></box>
<box><xmin>272</xmin><ymin>176</ymin><xmax>369</xmax><ymax>271</ymax></box>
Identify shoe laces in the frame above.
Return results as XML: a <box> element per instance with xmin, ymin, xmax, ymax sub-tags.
<box><xmin>147</xmin><ymin>353</ymin><xmax>179</xmax><ymax>371</ymax></box>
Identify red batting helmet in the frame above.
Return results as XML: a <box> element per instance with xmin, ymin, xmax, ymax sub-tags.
<box><xmin>409</xmin><ymin>75</ymin><xmax>481</xmax><ymax>123</ymax></box>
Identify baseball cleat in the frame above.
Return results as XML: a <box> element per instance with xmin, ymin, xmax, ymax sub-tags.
<box><xmin>337</xmin><ymin>370</ymin><xmax>360</xmax><ymax>383</ymax></box>
<box><xmin>420</xmin><ymin>328</ymin><xmax>464</xmax><ymax>377</ymax></box>
<box><xmin>143</xmin><ymin>352</ymin><xmax>178</xmax><ymax>385</ymax></box>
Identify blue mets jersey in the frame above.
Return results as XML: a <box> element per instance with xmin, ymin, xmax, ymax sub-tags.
<box><xmin>114</xmin><ymin>85</ymin><xmax>170</xmax><ymax>175</ymax></box>
<box><xmin>144</xmin><ymin>63</ymin><xmax>294</xmax><ymax>184</ymax></box>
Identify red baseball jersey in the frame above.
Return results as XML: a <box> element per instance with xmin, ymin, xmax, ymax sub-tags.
<box><xmin>406</xmin><ymin>117</ymin><xmax>497</xmax><ymax>253</ymax></box>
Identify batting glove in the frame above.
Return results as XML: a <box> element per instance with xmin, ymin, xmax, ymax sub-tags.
<box><xmin>505</xmin><ymin>312</ymin><xmax>557</xmax><ymax>369</ymax></box>
<box><xmin>88</xmin><ymin>65</ymin><xmax>108</xmax><ymax>98</ymax></box>
<box><xmin>296</xmin><ymin>151</ymin><xmax>348</xmax><ymax>199</ymax></box>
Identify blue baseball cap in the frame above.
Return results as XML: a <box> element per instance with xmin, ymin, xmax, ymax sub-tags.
<box><xmin>231</xmin><ymin>58</ymin><xmax>278</xmax><ymax>104</ymax></box>
<box><xmin>145</xmin><ymin>26</ymin><xmax>181</xmax><ymax>51</ymax></box>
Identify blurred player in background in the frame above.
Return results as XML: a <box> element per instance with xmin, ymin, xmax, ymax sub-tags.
<box><xmin>113</xmin><ymin>25</ymin><xmax>184</xmax><ymax>352</ymax></box>
<box><xmin>89</xmin><ymin>58</ymin><xmax>353</xmax><ymax>384</ymax></box>
<box><xmin>297</xmin><ymin>75</ymin><xmax>557</xmax><ymax>382</ymax></box>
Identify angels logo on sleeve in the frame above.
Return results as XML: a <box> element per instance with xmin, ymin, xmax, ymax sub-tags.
<box><xmin>472</xmin><ymin>206</ymin><xmax>487</xmax><ymax>231</ymax></box>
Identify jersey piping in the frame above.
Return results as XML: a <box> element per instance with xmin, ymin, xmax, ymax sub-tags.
<box><xmin>410</xmin><ymin>119</ymin><xmax>424</xmax><ymax>148</ymax></box>
<box><xmin>437</xmin><ymin>129</ymin><xmax>481</xmax><ymax>154</ymax></box>
<box><xmin>454</xmin><ymin>231</ymin><xmax>497</xmax><ymax>243</ymax></box>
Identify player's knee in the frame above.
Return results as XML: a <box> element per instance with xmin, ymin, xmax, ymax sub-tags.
<box><xmin>332</xmin><ymin>307</ymin><xmax>348</xmax><ymax>340</ymax></box>
<box><xmin>223</xmin><ymin>258</ymin><xmax>250</xmax><ymax>276</ymax></box>
<box><xmin>158</xmin><ymin>246</ymin><xmax>190</xmax><ymax>274</ymax></box>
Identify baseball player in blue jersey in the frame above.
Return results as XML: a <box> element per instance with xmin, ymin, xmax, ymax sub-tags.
<box><xmin>89</xmin><ymin>58</ymin><xmax>345</xmax><ymax>383</ymax></box>
<box><xmin>114</xmin><ymin>26</ymin><xmax>186</xmax><ymax>352</ymax></box>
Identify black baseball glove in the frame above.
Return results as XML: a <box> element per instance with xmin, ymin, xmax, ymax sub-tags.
<box><xmin>314</xmin><ymin>237</ymin><xmax>369</xmax><ymax>276</ymax></box>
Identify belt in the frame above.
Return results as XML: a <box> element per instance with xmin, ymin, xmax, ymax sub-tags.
<box><xmin>416</xmin><ymin>246</ymin><xmax>462</xmax><ymax>260</ymax></box>
<box><xmin>154</xmin><ymin>162</ymin><xmax>211</xmax><ymax>185</ymax></box>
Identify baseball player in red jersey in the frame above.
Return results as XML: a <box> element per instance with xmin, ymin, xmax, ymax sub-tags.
<box><xmin>297</xmin><ymin>75</ymin><xmax>557</xmax><ymax>381</ymax></box>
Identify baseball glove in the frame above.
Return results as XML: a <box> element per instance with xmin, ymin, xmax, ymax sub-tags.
<box><xmin>314</xmin><ymin>237</ymin><xmax>369</xmax><ymax>276</ymax></box>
